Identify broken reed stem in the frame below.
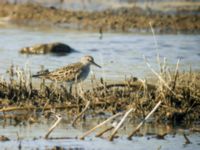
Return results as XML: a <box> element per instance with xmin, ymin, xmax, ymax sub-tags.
<box><xmin>79</xmin><ymin>112</ymin><xmax>123</xmax><ymax>140</ymax></box>
<box><xmin>72</xmin><ymin>100</ymin><xmax>90</xmax><ymax>127</ymax></box>
<box><xmin>95</xmin><ymin>126</ymin><xmax>114</xmax><ymax>137</ymax></box>
<box><xmin>128</xmin><ymin>101</ymin><xmax>162</xmax><ymax>140</ymax></box>
<box><xmin>109</xmin><ymin>108</ymin><xmax>134</xmax><ymax>141</ymax></box>
<box><xmin>44</xmin><ymin>114</ymin><xmax>62</xmax><ymax>139</ymax></box>
<box><xmin>183</xmin><ymin>133</ymin><xmax>191</xmax><ymax>144</ymax></box>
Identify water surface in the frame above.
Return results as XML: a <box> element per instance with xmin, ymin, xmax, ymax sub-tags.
<box><xmin>0</xmin><ymin>114</ymin><xmax>200</xmax><ymax>150</ymax></box>
<box><xmin>0</xmin><ymin>26</ymin><xmax>199</xmax><ymax>82</ymax></box>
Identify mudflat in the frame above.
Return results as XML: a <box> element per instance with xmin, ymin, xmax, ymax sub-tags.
<box><xmin>0</xmin><ymin>3</ymin><xmax>199</xmax><ymax>33</ymax></box>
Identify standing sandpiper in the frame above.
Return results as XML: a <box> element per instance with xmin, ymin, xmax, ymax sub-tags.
<box><xmin>32</xmin><ymin>55</ymin><xmax>101</xmax><ymax>92</ymax></box>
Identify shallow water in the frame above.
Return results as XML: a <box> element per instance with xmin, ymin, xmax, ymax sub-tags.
<box><xmin>0</xmin><ymin>115</ymin><xmax>200</xmax><ymax>150</ymax></box>
<box><xmin>1</xmin><ymin>135</ymin><xmax>200</xmax><ymax>150</ymax></box>
<box><xmin>0</xmin><ymin>25</ymin><xmax>199</xmax><ymax>82</ymax></box>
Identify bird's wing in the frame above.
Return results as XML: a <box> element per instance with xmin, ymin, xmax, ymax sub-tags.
<box><xmin>45</xmin><ymin>62</ymin><xmax>83</xmax><ymax>82</ymax></box>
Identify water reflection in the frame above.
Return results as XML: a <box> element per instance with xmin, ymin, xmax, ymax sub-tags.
<box><xmin>0</xmin><ymin>114</ymin><xmax>200</xmax><ymax>150</ymax></box>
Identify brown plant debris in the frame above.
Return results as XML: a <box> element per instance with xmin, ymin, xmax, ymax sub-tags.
<box><xmin>0</xmin><ymin>65</ymin><xmax>200</xmax><ymax>124</ymax></box>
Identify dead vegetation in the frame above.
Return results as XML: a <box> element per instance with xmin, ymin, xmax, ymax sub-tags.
<box><xmin>0</xmin><ymin>58</ymin><xmax>200</xmax><ymax>140</ymax></box>
<box><xmin>0</xmin><ymin>61</ymin><xmax>200</xmax><ymax>119</ymax></box>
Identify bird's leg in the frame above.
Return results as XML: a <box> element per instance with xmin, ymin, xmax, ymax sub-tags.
<box><xmin>74</xmin><ymin>83</ymin><xmax>79</xmax><ymax>99</ymax></box>
<box><xmin>78</xmin><ymin>82</ymin><xmax>84</xmax><ymax>97</ymax></box>
<box><xmin>66</xmin><ymin>82</ymin><xmax>73</xmax><ymax>94</ymax></box>
<box><xmin>69</xmin><ymin>84</ymin><xmax>72</xmax><ymax>94</ymax></box>
<box><xmin>74</xmin><ymin>75</ymin><xmax>79</xmax><ymax>98</ymax></box>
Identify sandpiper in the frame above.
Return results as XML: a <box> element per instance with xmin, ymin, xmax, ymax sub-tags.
<box><xmin>32</xmin><ymin>55</ymin><xmax>101</xmax><ymax>91</ymax></box>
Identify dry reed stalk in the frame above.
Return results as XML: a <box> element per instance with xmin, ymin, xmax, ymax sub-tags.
<box><xmin>128</xmin><ymin>101</ymin><xmax>162</xmax><ymax>140</ymax></box>
<box><xmin>79</xmin><ymin>112</ymin><xmax>123</xmax><ymax>140</ymax></box>
<box><xmin>0</xmin><ymin>106</ymin><xmax>36</xmax><ymax>112</ymax></box>
<box><xmin>149</xmin><ymin>21</ymin><xmax>172</xmax><ymax>96</ymax></box>
<box><xmin>72</xmin><ymin>100</ymin><xmax>90</xmax><ymax>127</ymax></box>
<box><xmin>0</xmin><ymin>114</ymin><xmax>27</xmax><ymax>119</ymax></box>
<box><xmin>0</xmin><ymin>101</ymin><xmax>116</xmax><ymax>113</ymax></box>
<box><xmin>171</xmin><ymin>59</ymin><xmax>180</xmax><ymax>91</ymax></box>
<box><xmin>161</xmin><ymin>57</ymin><xmax>167</xmax><ymax>75</ymax></box>
<box><xmin>143</xmin><ymin>56</ymin><xmax>180</xmax><ymax>99</ymax></box>
<box><xmin>109</xmin><ymin>108</ymin><xmax>134</xmax><ymax>141</ymax></box>
<box><xmin>95</xmin><ymin>126</ymin><xmax>114</xmax><ymax>137</ymax></box>
<box><xmin>149</xmin><ymin>22</ymin><xmax>161</xmax><ymax>72</ymax></box>
<box><xmin>190</xmin><ymin>128</ymin><xmax>200</xmax><ymax>133</ymax></box>
<box><xmin>2</xmin><ymin>107</ymin><xmax>6</xmax><ymax>121</ymax></box>
<box><xmin>44</xmin><ymin>114</ymin><xmax>62</xmax><ymax>139</ymax></box>
<box><xmin>42</xmin><ymin>99</ymin><xmax>50</xmax><ymax>114</ymax></box>
<box><xmin>0</xmin><ymin>104</ymin><xmax>74</xmax><ymax>112</ymax></box>
<box><xmin>139</xmin><ymin>79</ymin><xmax>148</xmax><ymax>97</ymax></box>
<box><xmin>166</xmin><ymin>67</ymin><xmax>172</xmax><ymax>82</ymax></box>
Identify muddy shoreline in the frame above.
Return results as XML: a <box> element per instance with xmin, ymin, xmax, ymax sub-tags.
<box><xmin>0</xmin><ymin>3</ymin><xmax>200</xmax><ymax>33</ymax></box>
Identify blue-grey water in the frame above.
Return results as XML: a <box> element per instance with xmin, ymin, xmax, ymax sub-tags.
<box><xmin>0</xmin><ymin>25</ymin><xmax>199</xmax><ymax>82</ymax></box>
<box><xmin>0</xmin><ymin>25</ymin><xmax>200</xmax><ymax>149</ymax></box>
<box><xmin>0</xmin><ymin>115</ymin><xmax>200</xmax><ymax>150</ymax></box>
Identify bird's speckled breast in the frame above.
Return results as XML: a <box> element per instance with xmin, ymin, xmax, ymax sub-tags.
<box><xmin>79</xmin><ymin>65</ymin><xmax>90</xmax><ymax>81</ymax></box>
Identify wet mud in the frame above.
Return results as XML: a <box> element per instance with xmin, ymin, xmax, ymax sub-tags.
<box><xmin>0</xmin><ymin>3</ymin><xmax>199</xmax><ymax>33</ymax></box>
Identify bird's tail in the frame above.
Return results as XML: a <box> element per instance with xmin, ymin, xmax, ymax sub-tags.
<box><xmin>32</xmin><ymin>69</ymin><xmax>49</xmax><ymax>78</ymax></box>
<box><xmin>32</xmin><ymin>74</ymin><xmax>41</xmax><ymax>78</ymax></box>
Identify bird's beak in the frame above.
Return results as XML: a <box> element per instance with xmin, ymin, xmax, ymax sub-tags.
<box><xmin>92</xmin><ymin>61</ymin><xmax>101</xmax><ymax>68</ymax></box>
